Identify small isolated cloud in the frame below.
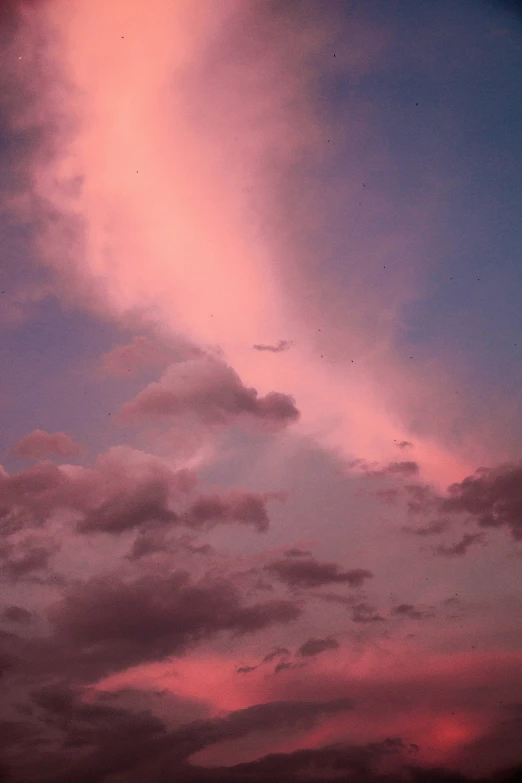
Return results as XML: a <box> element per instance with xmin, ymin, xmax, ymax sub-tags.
<box><xmin>283</xmin><ymin>548</ymin><xmax>312</xmax><ymax>558</ymax></box>
<box><xmin>236</xmin><ymin>665</ymin><xmax>257</xmax><ymax>674</ymax></box>
<box><xmin>12</xmin><ymin>430</ymin><xmax>82</xmax><ymax>460</ymax></box>
<box><xmin>119</xmin><ymin>355</ymin><xmax>299</xmax><ymax>430</ymax></box>
<box><xmin>351</xmin><ymin>603</ymin><xmax>384</xmax><ymax>623</ymax></box>
<box><xmin>253</xmin><ymin>339</ymin><xmax>292</xmax><ymax>353</ymax></box>
<box><xmin>265</xmin><ymin>556</ymin><xmax>373</xmax><ymax>589</ymax></box>
<box><xmin>274</xmin><ymin>660</ymin><xmax>301</xmax><ymax>675</ymax></box>
<box><xmin>394</xmin><ymin>440</ymin><xmax>414</xmax><ymax>450</ymax></box>
<box><xmin>297</xmin><ymin>636</ymin><xmax>339</xmax><ymax>657</ymax></box>
<box><xmin>434</xmin><ymin>532</ymin><xmax>486</xmax><ymax>557</ymax></box>
<box><xmin>390</xmin><ymin>603</ymin><xmax>434</xmax><ymax>620</ymax></box>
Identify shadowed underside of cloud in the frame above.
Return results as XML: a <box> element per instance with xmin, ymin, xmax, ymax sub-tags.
<box><xmin>9</xmin><ymin>692</ymin><xmax>521</xmax><ymax>783</ymax></box>
<box><xmin>265</xmin><ymin>556</ymin><xmax>373</xmax><ymax>589</ymax></box>
<box><xmin>441</xmin><ymin>462</ymin><xmax>522</xmax><ymax>541</ymax></box>
<box><xmin>1</xmin><ymin>604</ymin><xmax>32</xmax><ymax>623</ymax></box>
<box><xmin>182</xmin><ymin>491</ymin><xmax>270</xmax><ymax>532</ymax></box>
<box><xmin>12</xmin><ymin>429</ymin><xmax>83</xmax><ymax>459</ymax></box>
<box><xmin>118</xmin><ymin>356</ymin><xmax>299</xmax><ymax>430</ymax></box>
<box><xmin>44</xmin><ymin>571</ymin><xmax>301</xmax><ymax>680</ymax></box>
<box><xmin>351</xmin><ymin>602</ymin><xmax>384</xmax><ymax>623</ymax></box>
<box><xmin>0</xmin><ymin>688</ymin><xmax>361</xmax><ymax>783</ymax></box>
<box><xmin>391</xmin><ymin>604</ymin><xmax>435</xmax><ymax>620</ymax></box>
<box><xmin>0</xmin><ymin>449</ymin><xmax>277</xmax><ymax>573</ymax></box>
<box><xmin>0</xmin><ymin>534</ymin><xmax>59</xmax><ymax>581</ymax></box>
<box><xmin>297</xmin><ymin>636</ymin><xmax>340</xmax><ymax>657</ymax></box>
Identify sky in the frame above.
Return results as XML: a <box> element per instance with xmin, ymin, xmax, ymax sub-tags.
<box><xmin>1</xmin><ymin>1</ymin><xmax>522</xmax><ymax>781</ymax></box>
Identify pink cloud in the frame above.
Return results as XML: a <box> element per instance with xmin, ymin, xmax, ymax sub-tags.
<box><xmin>118</xmin><ymin>356</ymin><xmax>299</xmax><ymax>431</ymax></box>
<box><xmin>12</xmin><ymin>429</ymin><xmax>83</xmax><ymax>459</ymax></box>
<box><xmin>18</xmin><ymin>0</ymin><xmax>478</xmax><ymax>490</ymax></box>
<box><xmin>100</xmin><ymin>335</ymin><xmax>194</xmax><ymax>377</ymax></box>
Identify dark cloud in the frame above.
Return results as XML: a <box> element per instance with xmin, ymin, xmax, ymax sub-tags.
<box><xmin>283</xmin><ymin>548</ymin><xmax>312</xmax><ymax>557</ymax></box>
<box><xmin>0</xmin><ymin>535</ymin><xmax>59</xmax><ymax>581</ymax></box>
<box><xmin>183</xmin><ymin>491</ymin><xmax>270</xmax><ymax>532</ymax></box>
<box><xmin>297</xmin><ymin>636</ymin><xmax>339</xmax><ymax>657</ymax></box>
<box><xmin>12</xmin><ymin>429</ymin><xmax>83</xmax><ymax>459</ymax></box>
<box><xmin>402</xmin><ymin>519</ymin><xmax>450</xmax><ymax>537</ymax></box>
<box><xmin>434</xmin><ymin>533</ymin><xmax>486</xmax><ymax>557</ymax></box>
<box><xmin>236</xmin><ymin>665</ymin><xmax>257</xmax><ymax>674</ymax></box>
<box><xmin>395</xmin><ymin>440</ymin><xmax>414</xmax><ymax>450</ymax></box>
<box><xmin>2</xmin><ymin>691</ymin><xmax>356</xmax><ymax>783</ymax></box>
<box><xmin>77</xmin><ymin>479</ymin><xmax>180</xmax><ymax>535</ymax></box>
<box><xmin>351</xmin><ymin>603</ymin><xmax>384</xmax><ymax>623</ymax></box>
<box><xmin>349</xmin><ymin>459</ymin><xmax>419</xmax><ymax>478</ymax></box>
<box><xmin>46</xmin><ymin>571</ymin><xmax>301</xmax><ymax>679</ymax></box>
<box><xmin>265</xmin><ymin>556</ymin><xmax>373</xmax><ymax>589</ymax></box>
<box><xmin>1</xmin><ymin>605</ymin><xmax>32</xmax><ymax>624</ymax></box>
<box><xmin>310</xmin><ymin>591</ymin><xmax>357</xmax><ymax>607</ymax></box>
<box><xmin>404</xmin><ymin>483</ymin><xmax>441</xmax><ymax>516</ymax></box>
<box><xmin>253</xmin><ymin>340</ymin><xmax>292</xmax><ymax>353</ymax></box>
<box><xmin>262</xmin><ymin>646</ymin><xmax>290</xmax><ymax>663</ymax></box>
<box><xmin>118</xmin><ymin>356</ymin><xmax>299</xmax><ymax>430</ymax></box>
<box><xmin>390</xmin><ymin>604</ymin><xmax>435</xmax><ymax>620</ymax></box>
<box><xmin>384</xmin><ymin>461</ymin><xmax>419</xmax><ymax>477</ymax></box>
<box><xmin>441</xmin><ymin>462</ymin><xmax>522</xmax><ymax>541</ymax></box>
<box><xmin>0</xmin><ymin>448</ymin><xmax>274</xmax><ymax>543</ymax></box>
<box><xmin>375</xmin><ymin>487</ymin><xmax>400</xmax><ymax>504</ymax></box>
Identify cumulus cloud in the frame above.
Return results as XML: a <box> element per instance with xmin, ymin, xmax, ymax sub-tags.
<box><xmin>118</xmin><ymin>356</ymin><xmax>299</xmax><ymax>430</ymax></box>
<box><xmin>265</xmin><ymin>556</ymin><xmax>373</xmax><ymax>589</ymax></box>
<box><xmin>14</xmin><ymin>689</ymin><xmax>357</xmax><ymax>783</ymax></box>
<box><xmin>100</xmin><ymin>335</ymin><xmax>199</xmax><ymax>376</ymax></box>
<box><xmin>0</xmin><ymin>447</ymin><xmax>277</xmax><ymax>542</ymax></box>
<box><xmin>384</xmin><ymin>461</ymin><xmax>419</xmax><ymax>477</ymax></box>
<box><xmin>0</xmin><ymin>535</ymin><xmax>59</xmax><ymax>581</ymax></box>
<box><xmin>297</xmin><ymin>636</ymin><xmax>339</xmax><ymax>657</ymax></box>
<box><xmin>182</xmin><ymin>491</ymin><xmax>270</xmax><ymax>532</ymax></box>
<box><xmin>46</xmin><ymin>571</ymin><xmax>301</xmax><ymax>679</ymax></box>
<box><xmin>441</xmin><ymin>462</ymin><xmax>522</xmax><ymax>541</ymax></box>
<box><xmin>11</xmin><ymin>429</ymin><xmax>82</xmax><ymax>459</ymax></box>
